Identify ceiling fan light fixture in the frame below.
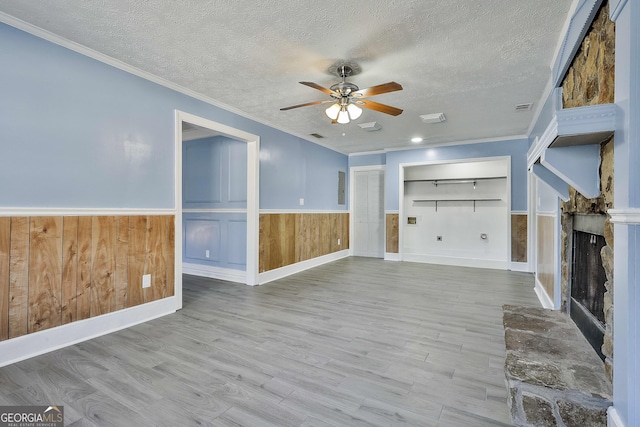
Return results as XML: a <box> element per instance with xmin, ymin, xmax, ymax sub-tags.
<box><xmin>337</xmin><ymin>108</ymin><xmax>350</xmax><ymax>124</ymax></box>
<box><xmin>347</xmin><ymin>103</ymin><xmax>362</xmax><ymax>120</ymax></box>
<box><xmin>325</xmin><ymin>103</ymin><xmax>341</xmax><ymax>120</ymax></box>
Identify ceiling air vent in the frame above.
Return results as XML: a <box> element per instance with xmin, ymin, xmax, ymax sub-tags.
<box><xmin>420</xmin><ymin>113</ymin><xmax>446</xmax><ymax>123</ymax></box>
<box><xmin>309</xmin><ymin>133</ymin><xmax>325</xmax><ymax>139</ymax></box>
<box><xmin>358</xmin><ymin>122</ymin><xmax>382</xmax><ymax>131</ymax></box>
<box><xmin>515</xmin><ymin>103</ymin><xmax>533</xmax><ymax>111</ymax></box>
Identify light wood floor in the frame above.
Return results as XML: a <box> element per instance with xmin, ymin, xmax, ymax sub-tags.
<box><xmin>0</xmin><ymin>258</ymin><xmax>539</xmax><ymax>426</ymax></box>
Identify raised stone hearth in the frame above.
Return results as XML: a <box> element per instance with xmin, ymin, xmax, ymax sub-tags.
<box><xmin>503</xmin><ymin>305</ymin><xmax>611</xmax><ymax>427</ymax></box>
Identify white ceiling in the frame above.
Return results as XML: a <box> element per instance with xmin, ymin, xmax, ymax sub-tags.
<box><xmin>0</xmin><ymin>0</ymin><xmax>575</xmax><ymax>154</ymax></box>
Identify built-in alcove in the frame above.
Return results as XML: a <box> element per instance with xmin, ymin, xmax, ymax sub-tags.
<box><xmin>401</xmin><ymin>158</ymin><xmax>510</xmax><ymax>270</ymax></box>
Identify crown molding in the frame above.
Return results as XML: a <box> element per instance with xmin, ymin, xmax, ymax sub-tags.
<box><xmin>608</xmin><ymin>209</ymin><xmax>640</xmax><ymax>224</ymax></box>
<box><xmin>551</xmin><ymin>0</ymin><xmax>605</xmax><ymax>86</ymax></box>
<box><xmin>0</xmin><ymin>13</ymin><xmax>347</xmax><ymax>156</ymax></box>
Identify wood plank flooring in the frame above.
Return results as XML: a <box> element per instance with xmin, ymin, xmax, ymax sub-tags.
<box><xmin>0</xmin><ymin>258</ymin><xmax>539</xmax><ymax>426</ymax></box>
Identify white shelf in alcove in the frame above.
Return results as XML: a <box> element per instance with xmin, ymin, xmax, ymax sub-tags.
<box><xmin>405</xmin><ymin>177</ymin><xmax>507</xmax><ymax>185</ymax></box>
<box><xmin>412</xmin><ymin>198</ymin><xmax>502</xmax><ymax>212</ymax></box>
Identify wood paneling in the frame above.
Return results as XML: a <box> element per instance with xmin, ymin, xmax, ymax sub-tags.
<box><xmin>0</xmin><ymin>218</ymin><xmax>9</xmax><ymax>341</ymax></box>
<box><xmin>511</xmin><ymin>214</ymin><xmax>528</xmax><ymax>263</ymax></box>
<box><xmin>166</xmin><ymin>218</ymin><xmax>175</xmax><ymax>297</ymax></box>
<box><xmin>128</xmin><ymin>216</ymin><xmax>147</xmax><ymax>308</ymax></box>
<box><xmin>115</xmin><ymin>217</ymin><xmax>129</xmax><ymax>311</ymax></box>
<box><xmin>259</xmin><ymin>213</ymin><xmax>349</xmax><ymax>273</ymax></box>
<box><xmin>91</xmin><ymin>217</ymin><xmax>116</xmax><ymax>317</ymax></box>
<box><xmin>77</xmin><ymin>216</ymin><xmax>92</xmax><ymax>321</ymax></box>
<box><xmin>61</xmin><ymin>216</ymin><xmax>78</xmax><ymax>325</ymax></box>
<box><xmin>28</xmin><ymin>216</ymin><xmax>62</xmax><ymax>333</ymax></box>
<box><xmin>0</xmin><ymin>214</ymin><xmax>174</xmax><ymax>343</ymax></box>
<box><xmin>145</xmin><ymin>216</ymin><xmax>168</xmax><ymax>303</ymax></box>
<box><xmin>385</xmin><ymin>214</ymin><xmax>399</xmax><ymax>254</ymax></box>
<box><xmin>9</xmin><ymin>217</ymin><xmax>30</xmax><ymax>338</ymax></box>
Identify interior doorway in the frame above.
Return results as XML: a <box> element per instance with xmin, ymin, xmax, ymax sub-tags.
<box><xmin>351</xmin><ymin>166</ymin><xmax>385</xmax><ymax>258</ymax></box>
<box><xmin>175</xmin><ymin>111</ymin><xmax>260</xmax><ymax>302</ymax></box>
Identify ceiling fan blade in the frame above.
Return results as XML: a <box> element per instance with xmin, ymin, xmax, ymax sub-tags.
<box><xmin>280</xmin><ymin>100</ymin><xmax>332</xmax><ymax>111</ymax></box>
<box><xmin>357</xmin><ymin>99</ymin><xmax>403</xmax><ymax>116</ymax></box>
<box><xmin>299</xmin><ymin>81</ymin><xmax>336</xmax><ymax>96</ymax></box>
<box><xmin>352</xmin><ymin>82</ymin><xmax>403</xmax><ymax>98</ymax></box>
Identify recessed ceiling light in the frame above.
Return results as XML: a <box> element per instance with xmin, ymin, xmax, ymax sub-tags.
<box><xmin>411</xmin><ymin>137</ymin><xmax>423</xmax><ymax>143</ymax></box>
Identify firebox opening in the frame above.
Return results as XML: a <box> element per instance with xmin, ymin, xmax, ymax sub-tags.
<box><xmin>569</xmin><ymin>214</ymin><xmax>607</xmax><ymax>362</ymax></box>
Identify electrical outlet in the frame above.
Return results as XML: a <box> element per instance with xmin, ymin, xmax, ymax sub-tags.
<box><xmin>437</xmin><ymin>236</ymin><xmax>443</xmax><ymax>241</ymax></box>
<box><xmin>142</xmin><ymin>274</ymin><xmax>151</xmax><ymax>288</ymax></box>
<box><xmin>205</xmin><ymin>249</ymin><xmax>210</xmax><ymax>258</ymax></box>
<box><xmin>299</xmin><ymin>198</ymin><xmax>305</xmax><ymax>206</ymax></box>
<box><xmin>338</xmin><ymin>238</ymin><xmax>341</xmax><ymax>246</ymax></box>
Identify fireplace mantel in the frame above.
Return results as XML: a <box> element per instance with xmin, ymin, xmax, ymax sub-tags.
<box><xmin>528</xmin><ymin>103</ymin><xmax>616</xmax><ymax>200</ymax></box>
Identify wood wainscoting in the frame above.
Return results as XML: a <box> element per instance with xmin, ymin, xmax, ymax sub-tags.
<box><xmin>511</xmin><ymin>214</ymin><xmax>528</xmax><ymax>262</ymax></box>
<box><xmin>385</xmin><ymin>214</ymin><xmax>399</xmax><ymax>253</ymax></box>
<box><xmin>0</xmin><ymin>215</ymin><xmax>174</xmax><ymax>341</ymax></box>
<box><xmin>259</xmin><ymin>213</ymin><xmax>349</xmax><ymax>273</ymax></box>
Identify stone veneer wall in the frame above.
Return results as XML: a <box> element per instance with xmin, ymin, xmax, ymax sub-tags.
<box><xmin>560</xmin><ymin>0</ymin><xmax>615</xmax><ymax>381</ymax></box>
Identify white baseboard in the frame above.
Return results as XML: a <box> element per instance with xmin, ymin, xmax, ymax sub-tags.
<box><xmin>0</xmin><ymin>297</ymin><xmax>178</xmax><ymax>367</ymax></box>
<box><xmin>534</xmin><ymin>278</ymin><xmax>555</xmax><ymax>309</ymax></box>
<box><xmin>182</xmin><ymin>262</ymin><xmax>247</xmax><ymax>284</ymax></box>
<box><xmin>258</xmin><ymin>250</ymin><xmax>350</xmax><ymax>285</ymax></box>
<box><xmin>510</xmin><ymin>262</ymin><xmax>530</xmax><ymax>272</ymax></box>
<box><xmin>608</xmin><ymin>407</ymin><xmax>625</xmax><ymax>427</ymax></box>
<box><xmin>384</xmin><ymin>252</ymin><xmax>401</xmax><ymax>261</ymax></box>
<box><xmin>402</xmin><ymin>253</ymin><xmax>508</xmax><ymax>270</ymax></box>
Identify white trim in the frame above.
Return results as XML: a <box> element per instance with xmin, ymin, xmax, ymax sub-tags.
<box><xmin>0</xmin><ymin>208</ymin><xmax>175</xmax><ymax>217</ymax></box>
<box><xmin>536</xmin><ymin>211</ymin><xmax>558</xmax><ymax>217</ymax></box>
<box><xmin>0</xmin><ymin>297</ymin><xmax>177</xmax><ymax>368</ymax></box>
<box><xmin>0</xmin><ymin>13</ymin><xmax>346</xmax><ymax>156</ymax></box>
<box><xmin>510</xmin><ymin>262</ymin><xmax>530</xmax><ymax>272</ymax></box>
<box><xmin>608</xmin><ymin>406</ymin><xmax>626</xmax><ymax>427</ymax></box>
<box><xmin>511</xmin><ymin>210</ymin><xmax>528</xmax><ymax>215</ymax></box>
<box><xmin>258</xmin><ymin>250</ymin><xmax>350</xmax><ymax>285</ymax></box>
<box><xmin>608</xmin><ymin>208</ymin><xmax>640</xmax><ymax>224</ymax></box>
<box><xmin>534</xmin><ymin>278</ymin><xmax>555</xmax><ymax>309</ymax></box>
<box><xmin>349</xmin><ymin>150</ymin><xmax>386</xmax><ymax>157</ymax></box>
<box><xmin>182</xmin><ymin>263</ymin><xmax>246</xmax><ymax>284</ymax></box>
<box><xmin>183</xmin><ymin>208</ymin><xmax>248</xmax><ymax>214</ymax></box>
<box><xmin>384</xmin><ymin>253</ymin><xmax>401</xmax><ymax>261</ymax></box>
<box><xmin>259</xmin><ymin>209</ymin><xmax>348</xmax><ymax>214</ymax></box>
<box><xmin>382</xmin><ymin>134</ymin><xmax>528</xmax><ymax>153</ymax></box>
<box><xmin>610</xmin><ymin>0</ymin><xmax>628</xmax><ymax>21</ymax></box>
<box><xmin>403</xmin><ymin>254</ymin><xmax>508</xmax><ymax>270</ymax></box>
<box><xmin>176</xmin><ymin>111</ymin><xmax>260</xmax><ymax>288</ymax></box>
<box><xmin>385</xmin><ymin>210</ymin><xmax>400</xmax><ymax>214</ymax></box>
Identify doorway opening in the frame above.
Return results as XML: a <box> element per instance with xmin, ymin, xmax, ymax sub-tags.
<box><xmin>175</xmin><ymin>111</ymin><xmax>259</xmax><ymax>306</ymax></box>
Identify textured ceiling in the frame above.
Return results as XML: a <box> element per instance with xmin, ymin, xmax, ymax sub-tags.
<box><xmin>0</xmin><ymin>0</ymin><xmax>575</xmax><ymax>154</ymax></box>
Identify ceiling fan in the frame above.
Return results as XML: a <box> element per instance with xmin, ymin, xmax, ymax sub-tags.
<box><xmin>280</xmin><ymin>64</ymin><xmax>403</xmax><ymax>124</ymax></box>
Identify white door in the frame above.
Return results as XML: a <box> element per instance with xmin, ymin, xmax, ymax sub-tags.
<box><xmin>353</xmin><ymin>169</ymin><xmax>385</xmax><ymax>257</ymax></box>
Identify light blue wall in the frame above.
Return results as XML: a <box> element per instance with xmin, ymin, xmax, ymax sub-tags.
<box><xmin>611</xmin><ymin>3</ymin><xmax>640</xmax><ymax>425</ymax></box>
<box><xmin>260</xmin><ymin>138</ymin><xmax>347</xmax><ymax>210</ymax></box>
<box><xmin>183</xmin><ymin>213</ymin><xmax>246</xmax><ymax>270</ymax></box>
<box><xmin>0</xmin><ymin>23</ymin><xmax>347</xmax><ymax>211</ymax></box>
<box><xmin>384</xmin><ymin>138</ymin><xmax>529</xmax><ymax>211</ymax></box>
<box><xmin>183</xmin><ymin>136</ymin><xmax>247</xmax><ymax>209</ymax></box>
<box><xmin>348</xmin><ymin>152</ymin><xmax>386</xmax><ymax>168</ymax></box>
<box><xmin>182</xmin><ymin>136</ymin><xmax>247</xmax><ymax>270</ymax></box>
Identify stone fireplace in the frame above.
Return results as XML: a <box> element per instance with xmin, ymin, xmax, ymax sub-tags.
<box><xmin>567</xmin><ymin>214</ymin><xmax>608</xmax><ymax>361</ymax></box>
<box><xmin>560</xmin><ymin>137</ymin><xmax>614</xmax><ymax>381</ymax></box>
